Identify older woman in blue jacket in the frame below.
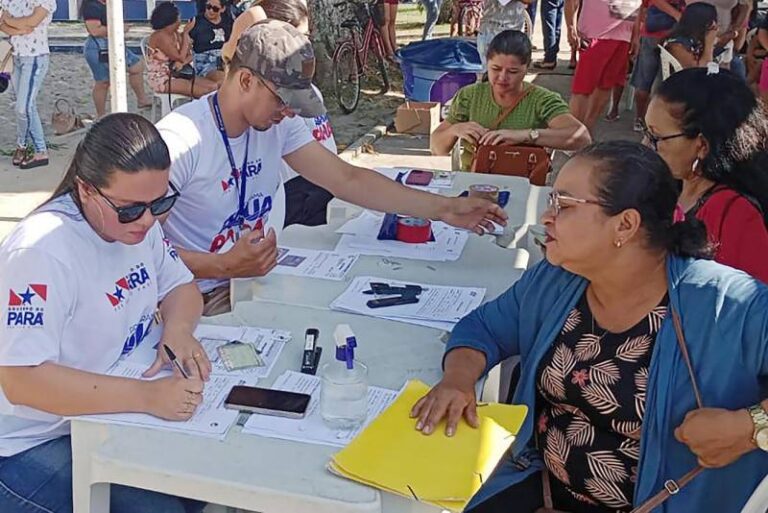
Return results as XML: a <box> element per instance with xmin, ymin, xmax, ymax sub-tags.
<box><xmin>412</xmin><ymin>140</ymin><xmax>768</xmax><ymax>513</ymax></box>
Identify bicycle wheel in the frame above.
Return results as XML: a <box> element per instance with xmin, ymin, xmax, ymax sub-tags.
<box><xmin>363</xmin><ymin>32</ymin><xmax>390</xmax><ymax>95</ymax></box>
<box><xmin>333</xmin><ymin>39</ymin><xmax>361</xmax><ymax>114</ymax></box>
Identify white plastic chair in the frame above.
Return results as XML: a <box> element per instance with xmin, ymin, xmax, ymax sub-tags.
<box><xmin>140</xmin><ymin>36</ymin><xmax>188</xmax><ymax>121</ymax></box>
<box><xmin>659</xmin><ymin>44</ymin><xmax>683</xmax><ymax>80</ymax></box>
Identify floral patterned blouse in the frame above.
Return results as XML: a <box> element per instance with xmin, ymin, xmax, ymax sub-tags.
<box><xmin>535</xmin><ymin>293</ymin><xmax>669</xmax><ymax>511</ymax></box>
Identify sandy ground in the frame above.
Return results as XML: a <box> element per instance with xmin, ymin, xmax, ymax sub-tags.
<box><xmin>0</xmin><ymin>8</ymin><xmax>639</xmax><ymax>240</ymax></box>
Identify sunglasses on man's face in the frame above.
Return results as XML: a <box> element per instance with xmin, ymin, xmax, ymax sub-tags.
<box><xmin>91</xmin><ymin>182</ymin><xmax>181</xmax><ymax>224</ymax></box>
<box><xmin>205</xmin><ymin>4</ymin><xmax>221</xmax><ymax>12</ymax></box>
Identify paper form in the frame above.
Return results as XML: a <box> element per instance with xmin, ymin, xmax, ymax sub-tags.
<box><xmin>121</xmin><ymin>324</ymin><xmax>291</xmax><ymax>381</ymax></box>
<box><xmin>241</xmin><ymin>371</ymin><xmax>399</xmax><ymax>447</ymax></box>
<box><xmin>271</xmin><ymin>247</ymin><xmax>359</xmax><ymax>281</ymax></box>
<box><xmin>334</xmin><ymin>211</ymin><xmax>469</xmax><ymax>262</ymax></box>
<box><xmin>330</xmin><ymin>276</ymin><xmax>485</xmax><ymax>326</ymax></box>
<box><xmin>77</xmin><ymin>361</ymin><xmax>243</xmax><ymax>439</ymax></box>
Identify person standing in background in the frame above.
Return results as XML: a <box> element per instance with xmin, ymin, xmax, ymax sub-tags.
<box><xmin>421</xmin><ymin>0</ymin><xmax>443</xmax><ymax>40</ymax></box>
<box><xmin>566</xmin><ymin>0</ymin><xmax>641</xmax><ymax>133</ymax></box>
<box><xmin>0</xmin><ymin>0</ymin><xmax>55</xmax><ymax>169</ymax></box>
<box><xmin>381</xmin><ymin>0</ymin><xmax>399</xmax><ymax>61</ymax></box>
<box><xmin>477</xmin><ymin>0</ymin><xmax>533</xmax><ymax>65</ymax></box>
<box><xmin>82</xmin><ymin>0</ymin><xmax>151</xmax><ymax>117</ymax></box>
<box><xmin>534</xmin><ymin>0</ymin><xmax>565</xmax><ymax>69</ymax></box>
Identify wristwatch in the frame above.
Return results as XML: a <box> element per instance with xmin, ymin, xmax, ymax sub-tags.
<box><xmin>748</xmin><ymin>404</ymin><xmax>768</xmax><ymax>451</ymax></box>
<box><xmin>528</xmin><ymin>128</ymin><xmax>540</xmax><ymax>143</ymax></box>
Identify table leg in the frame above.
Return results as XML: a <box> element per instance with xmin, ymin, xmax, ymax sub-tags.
<box><xmin>71</xmin><ymin>421</ymin><xmax>111</xmax><ymax>513</ymax></box>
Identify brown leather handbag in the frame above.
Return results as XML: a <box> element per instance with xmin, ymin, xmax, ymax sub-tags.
<box><xmin>469</xmin><ymin>87</ymin><xmax>552</xmax><ymax>186</ymax></box>
<box><xmin>535</xmin><ymin>308</ymin><xmax>704</xmax><ymax>513</ymax></box>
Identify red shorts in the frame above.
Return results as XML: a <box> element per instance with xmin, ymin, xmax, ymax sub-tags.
<box><xmin>572</xmin><ymin>39</ymin><xmax>631</xmax><ymax>95</ymax></box>
<box><xmin>383</xmin><ymin>0</ymin><xmax>398</xmax><ymax>4</ymax></box>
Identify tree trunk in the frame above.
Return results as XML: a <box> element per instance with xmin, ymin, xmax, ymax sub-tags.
<box><xmin>308</xmin><ymin>0</ymin><xmax>350</xmax><ymax>89</ymax></box>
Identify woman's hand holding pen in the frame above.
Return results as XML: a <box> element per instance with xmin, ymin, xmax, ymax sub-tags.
<box><xmin>144</xmin><ymin>376</ymin><xmax>204</xmax><ymax>421</ymax></box>
<box><xmin>144</xmin><ymin>326</ymin><xmax>212</xmax><ymax>381</ymax></box>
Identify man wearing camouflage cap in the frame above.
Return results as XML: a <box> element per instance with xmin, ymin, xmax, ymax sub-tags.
<box><xmin>157</xmin><ymin>19</ymin><xmax>507</xmax><ymax>316</ymax></box>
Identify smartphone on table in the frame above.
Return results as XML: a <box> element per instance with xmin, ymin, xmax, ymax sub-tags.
<box><xmin>224</xmin><ymin>385</ymin><xmax>311</xmax><ymax>419</ymax></box>
<box><xmin>405</xmin><ymin>170</ymin><xmax>433</xmax><ymax>186</ymax></box>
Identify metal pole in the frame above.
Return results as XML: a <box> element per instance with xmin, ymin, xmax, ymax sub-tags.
<box><xmin>106</xmin><ymin>0</ymin><xmax>128</xmax><ymax>112</ymax></box>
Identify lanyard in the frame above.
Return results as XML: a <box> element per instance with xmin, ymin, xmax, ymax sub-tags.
<box><xmin>211</xmin><ymin>92</ymin><xmax>250</xmax><ymax>223</ymax></box>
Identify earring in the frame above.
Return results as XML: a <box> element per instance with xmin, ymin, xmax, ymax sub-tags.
<box><xmin>691</xmin><ymin>158</ymin><xmax>701</xmax><ymax>176</ymax></box>
<box><xmin>614</xmin><ymin>240</ymin><xmax>623</xmax><ymax>248</ymax></box>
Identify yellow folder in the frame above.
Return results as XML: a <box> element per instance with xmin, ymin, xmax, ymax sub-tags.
<box><xmin>329</xmin><ymin>380</ymin><xmax>528</xmax><ymax>512</ymax></box>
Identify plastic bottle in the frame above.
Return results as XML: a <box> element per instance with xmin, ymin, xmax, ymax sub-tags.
<box><xmin>320</xmin><ymin>324</ymin><xmax>369</xmax><ymax>430</ymax></box>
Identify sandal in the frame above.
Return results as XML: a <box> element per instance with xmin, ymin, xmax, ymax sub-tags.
<box><xmin>605</xmin><ymin>112</ymin><xmax>620</xmax><ymax>122</ymax></box>
<box><xmin>11</xmin><ymin>147</ymin><xmax>26</xmax><ymax>166</ymax></box>
<box><xmin>533</xmin><ymin>60</ymin><xmax>557</xmax><ymax>70</ymax></box>
<box><xmin>19</xmin><ymin>155</ymin><xmax>49</xmax><ymax>170</ymax></box>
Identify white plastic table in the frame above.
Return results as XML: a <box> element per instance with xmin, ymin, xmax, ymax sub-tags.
<box><xmin>70</xmin><ymin>171</ymin><xmax>550</xmax><ymax>513</ymax></box>
<box><xmin>233</xmin><ymin>171</ymin><xmax>549</xmax><ymax>307</ymax></box>
<box><xmin>72</xmin><ymin>303</ymin><xmax>449</xmax><ymax>513</ymax></box>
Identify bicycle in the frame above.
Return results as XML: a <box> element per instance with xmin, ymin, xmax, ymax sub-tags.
<box><xmin>332</xmin><ymin>0</ymin><xmax>390</xmax><ymax>114</ymax></box>
<box><xmin>452</xmin><ymin>0</ymin><xmax>484</xmax><ymax>37</ymax></box>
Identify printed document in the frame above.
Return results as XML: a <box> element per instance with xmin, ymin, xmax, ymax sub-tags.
<box><xmin>272</xmin><ymin>247</ymin><xmax>359</xmax><ymax>281</ymax></box>
<box><xmin>242</xmin><ymin>371</ymin><xmax>399</xmax><ymax>447</ymax></box>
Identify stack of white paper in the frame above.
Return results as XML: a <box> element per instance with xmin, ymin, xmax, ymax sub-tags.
<box><xmin>242</xmin><ymin>371</ymin><xmax>399</xmax><ymax>447</ymax></box>
<box><xmin>78</xmin><ymin>361</ymin><xmax>243</xmax><ymax>439</ymax></box>
<box><xmin>272</xmin><ymin>247</ymin><xmax>359</xmax><ymax>281</ymax></box>
<box><xmin>330</xmin><ymin>276</ymin><xmax>486</xmax><ymax>331</ymax></box>
<box><xmin>334</xmin><ymin>211</ymin><xmax>469</xmax><ymax>262</ymax></box>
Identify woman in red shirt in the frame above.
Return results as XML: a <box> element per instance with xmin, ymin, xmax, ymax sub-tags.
<box><xmin>644</xmin><ymin>67</ymin><xmax>768</xmax><ymax>282</ymax></box>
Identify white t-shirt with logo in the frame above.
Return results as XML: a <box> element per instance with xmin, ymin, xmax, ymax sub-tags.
<box><xmin>281</xmin><ymin>85</ymin><xmax>338</xmax><ymax>182</ymax></box>
<box><xmin>0</xmin><ymin>195</ymin><xmax>193</xmax><ymax>457</ymax></box>
<box><xmin>157</xmin><ymin>94</ymin><xmax>315</xmax><ymax>293</ymax></box>
<box><xmin>0</xmin><ymin>0</ymin><xmax>56</xmax><ymax>57</ymax></box>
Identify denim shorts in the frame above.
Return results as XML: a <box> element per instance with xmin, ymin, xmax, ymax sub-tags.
<box><xmin>83</xmin><ymin>36</ymin><xmax>141</xmax><ymax>82</ymax></box>
<box><xmin>193</xmin><ymin>49</ymin><xmax>222</xmax><ymax>77</ymax></box>
<box><xmin>0</xmin><ymin>436</ymin><xmax>205</xmax><ymax>513</ymax></box>
<box><xmin>630</xmin><ymin>36</ymin><xmax>661</xmax><ymax>92</ymax></box>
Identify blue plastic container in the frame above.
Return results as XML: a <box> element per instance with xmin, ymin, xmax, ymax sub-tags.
<box><xmin>397</xmin><ymin>38</ymin><xmax>483</xmax><ymax>105</ymax></box>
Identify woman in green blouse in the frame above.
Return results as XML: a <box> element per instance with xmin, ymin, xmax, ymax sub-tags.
<box><xmin>431</xmin><ymin>30</ymin><xmax>591</xmax><ymax>171</ymax></box>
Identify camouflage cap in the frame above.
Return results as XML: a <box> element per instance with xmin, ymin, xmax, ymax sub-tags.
<box><xmin>235</xmin><ymin>19</ymin><xmax>326</xmax><ymax>118</ymax></box>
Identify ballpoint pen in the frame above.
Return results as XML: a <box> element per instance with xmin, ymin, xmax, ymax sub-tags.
<box><xmin>163</xmin><ymin>345</ymin><xmax>190</xmax><ymax>379</ymax></box>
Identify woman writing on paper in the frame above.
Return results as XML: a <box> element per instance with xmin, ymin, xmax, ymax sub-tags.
<box><xmin>0</xmin><ymin>114</ymin><xmax>211</xmax><ymax>513</ymax></box>
<box><xmin>413</xmin><ymin>141</ymin><xmax>768</xmax><ymax>512</ymax></box>
<box><xmin>430</xmin><ymin>30</ymin><xmax>590</xmax><ymax>172</ymax></box>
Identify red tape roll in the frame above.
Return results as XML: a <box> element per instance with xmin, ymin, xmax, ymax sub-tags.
<box><xmin>396</xmin><ymin>217</ymin><xmax>431</xmax><ymax>243</ymax></box>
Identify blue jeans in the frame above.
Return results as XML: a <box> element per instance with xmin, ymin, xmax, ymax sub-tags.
<box><xmin>0</xmin><ymin>436</ymin><xmax>206</xmax><ymax>513</ymax></box>
<box><xmin>11</xmin><ymin>54</ymin><xmax>49</xmax><ymax>153</ymax></box>
<box><xmin>540</xmin><ymin>0</ymin><xmax>564</xmax><ymax>63</ymax></box>
<box><xmin>422</xmin><ymin>0</ymin><xmax>443</xmax><ymax>40</ymax></box>
<box><xmin>731</xmin><ymin>54</ymin><xmax>747</xmax><ymax>81</ymax></box>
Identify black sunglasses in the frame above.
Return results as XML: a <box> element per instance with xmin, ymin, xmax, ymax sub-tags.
<box><xmin>205</xmin><ymin>4</ymin><xmax>221</xmax><ymax>12</ymax></box>
<box><xmin>91</xmin><ymin>182</ymin><xmax>180</xmax><ymax>224</ymax></box>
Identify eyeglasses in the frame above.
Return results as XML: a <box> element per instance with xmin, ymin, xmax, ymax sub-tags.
<box><xmin>642</xmin><ymin>126</ymin><xmax>687</xmax><ymax>152</ymax></box>
<box><xmin>91</xmin><ymin>182</ymin><xmax>180</xmax><ymax>224</ymax></box>
<box><xmin>205</xmin><ymin>4</ymin><xmax>221</xmax><ymax>12</ymax></box>
<box><xmin>547</xmin><ymin>190</ymin><xmax>605</xmax><ymax>217</ymax></box>
<box><xmin>240</xmin><ymin>67</ymin><xmax>288</xmax><ymax>111</ymax></box>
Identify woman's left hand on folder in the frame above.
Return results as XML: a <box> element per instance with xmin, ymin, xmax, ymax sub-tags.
<box><xmin>411</xmin><ymin>376</ymin><xmax>480</xmax><ymax>437</ymax></box>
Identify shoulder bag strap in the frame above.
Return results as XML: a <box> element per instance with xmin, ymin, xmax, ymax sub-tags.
<box><xmin>488</xmin><ymin>86</ymin><xmax>531</xmax><ymax>131</ymax></box>
<box><xmin>630</xmin><ymin>307</ymin><xmax>704</xmax><ymax>513</ymax></box>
